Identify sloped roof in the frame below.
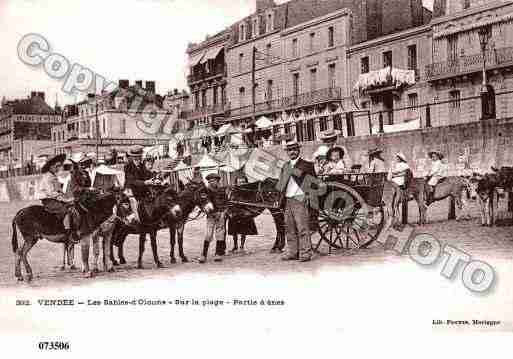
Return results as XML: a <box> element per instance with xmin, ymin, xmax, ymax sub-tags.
<box><xmin>284</xmin><ymin>0</ymin><xmax>353</xmax><ymax>29</ymax></box>
<box><xmin>4</xmin><ymin>96</ymin><xmax>58</xmax><ymax>115</ymax></box>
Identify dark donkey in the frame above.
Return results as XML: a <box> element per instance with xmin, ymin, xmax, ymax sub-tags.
<box><xmin>110</xmin><ymin>180</ymin><xmax>212</xmax><ymax>267</ymax></box>
<box><xmin>387</xmin><ymin>176</ymin><xmax>473</xmax><ymax>225</ymax></box>
<box><xmin>11</xmin><ymin>189</ymin><xmax>128</xmax><ymax>282</ymax></box>
<box><xmin>220</xmin><ymin>178</ymin><xmax>286</xmax><ymax>253</ymax></box>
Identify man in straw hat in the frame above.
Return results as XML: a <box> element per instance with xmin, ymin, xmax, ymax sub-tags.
<box><xmin>124</xmin><ymin>145</ymin><xmax>156</xmax><ymax>224</ymax></box>
<box><xmin>38</xmin><ymin>154</ymin><xmax>79</xmax><ymax>243</ymax></box>
<box><xmin>425</xmin><ymin>150</ymin><xmax>445</xmax><ymax>206</ymax></box>
<box><xmin>277</xmin><ymin>139</ymin><xmax>316</xmax><ymax>262</ymax></box>
<box><xmin>387</xmin><ymin>152</ymin><xmax>412</xmax><ymax>190</ymax></box>
<box><xmin>368</xmin><ymin>148</ymin><xmax>386</xmax><ymax>173</ymax></box>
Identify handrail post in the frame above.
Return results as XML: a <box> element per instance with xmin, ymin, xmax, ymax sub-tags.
<box><xmin>378</xmin><ymin>112</ymin><xmax>384</xmax><ymax>134</ymax></box>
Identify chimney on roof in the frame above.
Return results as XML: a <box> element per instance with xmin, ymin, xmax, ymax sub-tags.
<box><xmin>30</xmin><ymin>91</ymin><xmax>45</xmax><ymax>101</ymax></box>
<box><xmin>135</xmin><ymin>80</ymin><xmax>143</xmax><ymax>88</ymax></box>
<box><xmin>118</xmin><ymin>79</ymin><xmax>129</xmax><ymax>89</ymax></box>
<box><xmin>145</xmin><ymin>81</ymin><xmax>156</xmax><ymax>94</ymax></box>
<box><xmin>256</xmin><ymin>0</ymin><xmax>275</xmax><ymax>12</ymax></box>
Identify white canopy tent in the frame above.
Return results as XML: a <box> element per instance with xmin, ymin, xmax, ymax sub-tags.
<box><xmin>255</xmin><ymin>116</ymin><xmax>273</xmax><ymax>129</ymax></box>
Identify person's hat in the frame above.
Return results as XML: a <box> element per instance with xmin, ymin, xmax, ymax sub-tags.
<box><xmin>396</xmin><ymin>152</ymin><xmax>407</xmax><ymax>162</ymax></box>
<box><xmin>70</xmin><ymin>152</ymin><xmax>85</xmax><ymax>163</ymax></box>
<box><xmin>368</xmin><ymin>148</ymin><xmax>383</xmax><ymax>157</ymax></box>
<box><xmin>205</xmin><ymin>173</ymin><xmax>221</xmax><ymax>181</ymax></box>
<box><xmin>327</xmin><ymin>146</ymin><xmax>345</xmax><ymax>160</ymax></box>
<box><xmin>313</xmin><ymin>145</ymin><xmax>329</xmax><ymax>159</ymax></box>
<box><xmin>41</xmin><ymin>154</ymin><xmax>66</xmax><ymax>173</ymax></box>
<box><xmin>321</xmin><ymin>130</ymin><xmax>338</xmax><ymax>143</ymax></box>
<box><xmin>128</xmin><ymin>145</ymin><xmax>144</xmax><ymax>157</ymax></box>
<box><xmin>284</xmin><ymin>139</ymin><xmax>301</xmax><ymax>151</ymax></box>
<box><xmin>428</xmin><ymin>150</ymin><xmax>444</xmax><ymax>160</ymax></box>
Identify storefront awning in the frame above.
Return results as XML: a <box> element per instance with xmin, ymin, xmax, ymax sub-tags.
<box><xmin>200</xmin><ymin>45</ymin><xmax>224</xmax><ymax>64</ymax></box>
<box><xmin>189</xmin><ymin>51</ymin><xmax>206</xmax><ymax>68</ymax></box>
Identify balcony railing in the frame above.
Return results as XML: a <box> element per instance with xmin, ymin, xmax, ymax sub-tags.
<box><xmin>187</xmin><ymin>64</ymin><xmax>226</xmax><ymax>84</ymax></box>
<box><xmin>183</xmin><ymin>103</ymin><xmax>229</xmax><ymax>119</ymax></box>
<box><xmin>425</xmin><ymin>47</ymin><xmax>513</xmax><ymax>80</ymax></box>
<box><xmin>230</xmin><ymin>87</ymin><xmax>342</xmax><ymax>118</ymax></box>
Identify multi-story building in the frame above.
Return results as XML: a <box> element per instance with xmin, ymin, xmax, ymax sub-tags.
<box><xmin>186</xmin><ymin>30</ymin><xmax>230</xmax><ymax>128</ymax></box>
<box><xmin>347</xmin><ymin>24</ymin><xmax>432</xmax><ymax>134</ymax></box>
<box><xmin>184</xmin><ymin>0</ymin><xmax>430</xmax><ymax>147</ymax></box>
<box><xmin>0</xmin><ymin>92</ymin><xmax>61</xmax><ymax>168</ymax></box>
<box><xmin>425</xmin><ymin>0</ymin><xmax>513</xmax><ymax>125</ymax></box>
<box><xmin>51</xmin><ymin>80</ymin><xmax>172</xmax><ymax>156</ymax></box>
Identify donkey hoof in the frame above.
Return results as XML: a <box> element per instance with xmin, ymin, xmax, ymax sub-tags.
<box><xmin>70</xmin><ymin>265</ymin><xmax>77</xmax><ymax>270</ymax></box>
<box><xmin>156</xmin><ymin>262</ymin><xmax>163</xmax><ymax>268</ymax></box>
<box><xmin>26</xmin><ymin>275</ymin><xmax>33</xmax><ymax>282</ymax></box>
<box><xmin>112</xmin><ymin>260</ymin><xmax>119</xmax><ymax>266</ymax></box>
<box><xmin>60</xmin><ymin>266</ymin><xmax>65</xmax><ymax>271</ymax></box>
<box><xmin>119</xmin><ymin>258</ymin><xmax>126</xmax><ymax>265</ymax></box>
<box><xmin>16</xmin><ymin>277</ymin><xmax>23</xmax><ymax>282</ymax></box>
<box><xmin>107</xmin><ymin>267</ymin><xmax>115</xmax><ymax>273</ymax></box>
<box><xmin>170</xmin><ymin>257</ymin><xmax>177</xmax><ymax>264</ymax></box>
<box><xmin>181</xmin><ymin>256</ymin><xmax>189</xmax><ymax>263</ymax></box>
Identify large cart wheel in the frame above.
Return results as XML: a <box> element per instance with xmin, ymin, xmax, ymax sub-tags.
<box><xmin>312</xmin><ymin>181</ymin><xmax>385</xmax><ymax>252</ymax></box>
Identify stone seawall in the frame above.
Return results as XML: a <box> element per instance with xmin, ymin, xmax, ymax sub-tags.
<box><xmin>269</xmin><ymin>118</ymin><xmax>513</xmax><ymax>176</ymax></box>
<box><xmin>2</xmin><ymin>119</ymin><xmax>513</xmax><ymax>202</ymax></box>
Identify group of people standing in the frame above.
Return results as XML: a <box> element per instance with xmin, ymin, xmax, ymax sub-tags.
<box><xmin>36</xmin><ymin>133</ymin><xmax>447</xmax><ymax>266</ymax></box>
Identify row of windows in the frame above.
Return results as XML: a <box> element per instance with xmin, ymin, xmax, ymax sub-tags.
<box><xmin>239</xmin><ymin>12</ymin><xmax>274</xmax><ymax>42</ymax></box>
<box><xmin>237</xmin><ymin>63</ymin><xmax>337</xmax><ymax>107</ymax></box>
<box><xmin>193</xmin><ymin>86</ymin><xmax>227</xmax><ymax>110</ymax></box>
<box><xmin>236</xmin><ymin>27</ymin><xmax>335</xmax><ymax>74</ymax></box>
<box><xmin>360</xmin><ymin>45</ymin><xmax>418</xmax><ymax>73</ymax></box>
<box><xmin>291</xmin><ymin>27</ymin><xmax>335</xmax><ymax>59</ymax></box>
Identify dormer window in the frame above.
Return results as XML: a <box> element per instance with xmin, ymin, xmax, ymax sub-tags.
<box><xmin>239</xmin><ymin>23</ymin><xmax>246</xmax><ymax>42</ymax></box>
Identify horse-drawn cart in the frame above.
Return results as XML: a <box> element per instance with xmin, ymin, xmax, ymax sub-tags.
<box><xmin>227</xmin><ymin>172</ymin><xmax>387</xmax><ymax>252</ymax></box>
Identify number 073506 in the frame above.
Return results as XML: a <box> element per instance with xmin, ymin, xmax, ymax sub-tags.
<box><xmin>37</xmin><ymin>341</ymin><xmax>70</xmax><ymax>350</ymax></box>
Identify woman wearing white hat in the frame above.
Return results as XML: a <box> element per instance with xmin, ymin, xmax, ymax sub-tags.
<box><xmin>387</xmin><ymin>152</ymin><xmax>411</xmax><ymax>189</ymax></box>
<box><xmin>425</xmin><ymin>151</ymin><xmax>445</xmax><ymax>205</ymax></box>
<box><xmin>313</xmin><ymin>145</ymin><xmax>329</xmax><ymax>175</ymax></box>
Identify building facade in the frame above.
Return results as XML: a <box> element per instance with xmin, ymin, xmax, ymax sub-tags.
<box><xmin>426</xmin><ymin>0</ymin><xmax>513</xmax><ymax>126</ymax></box>
<box><xmin>51</xmin><ymin>80</ymin><xmax>173</xmax><ymax>157</ymax></box>
<box><xmin>0</xmin><ymin>92</ymin><xmax>61</xmax><ymax>169</ymax></box>
<box><xmin>183</xmin><ymin>0</ymin><xmax>431</xmax><ymax>147</ymax></box>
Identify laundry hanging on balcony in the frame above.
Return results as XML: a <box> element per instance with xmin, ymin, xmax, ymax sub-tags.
<box><xmin>354</xmin><ymin>67</ymin><xmax>416</xmax><ymax>94</ymax></box>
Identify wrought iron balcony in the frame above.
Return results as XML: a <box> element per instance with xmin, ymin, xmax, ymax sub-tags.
<box><xmin>425</xmin><ymin>47</ymin><xmax>513</xmax><ymax>81</ymax></box>
<box><xmin>229</xmin><ymin>87</ymin><xmax>342</xmax><ymax>119</ymax></box>
<box><xmin>182</xmin><ymin>103</ymin><xmax>230</xmax><ymax>119</ymax></box>
<box><xmin>187</xmin><ymin>64</ymin><xmax>226</xmax><ymax>84</ymax></box>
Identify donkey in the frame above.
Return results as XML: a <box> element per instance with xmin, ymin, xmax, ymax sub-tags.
<box><xmin>11</xmin><ymin>189</ymin><xmax>128</xmax><ymax>282</ymax></box>
<box><xmin>387</xmin><ymin>176</ymin><xmax>473</xmax><ymax>225</ymax></box>
<box><xmin>110</xmin><ymin>180</ymin><xmax>212</xmax><ymax>268</ymax></box>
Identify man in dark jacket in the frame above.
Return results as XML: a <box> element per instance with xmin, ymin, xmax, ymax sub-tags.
<box><xmin>124</xmin><ymin>146</ymin><xmax>156</xmax><ymax>224</ymax></box>
<box><xmin>69</xmin><ymin>153</ymin><xmax>92</xmax><ymax>199</ymax></box>
<box><xmin>277</xmin><ymin>140</ymin><xmax>317</xmax><ymax>262</ymax></box>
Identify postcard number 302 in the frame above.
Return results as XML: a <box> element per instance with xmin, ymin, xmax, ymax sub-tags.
<box><xmin>38</xmin><ymin>341</ymin><xmax>70</xmax><ymax>351</ymax></box>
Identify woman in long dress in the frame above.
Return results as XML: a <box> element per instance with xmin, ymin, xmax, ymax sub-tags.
<box><xmin>228</xmin><ymin>176</ymin><xmax>258</xmax><ymax>253</ymax></box>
